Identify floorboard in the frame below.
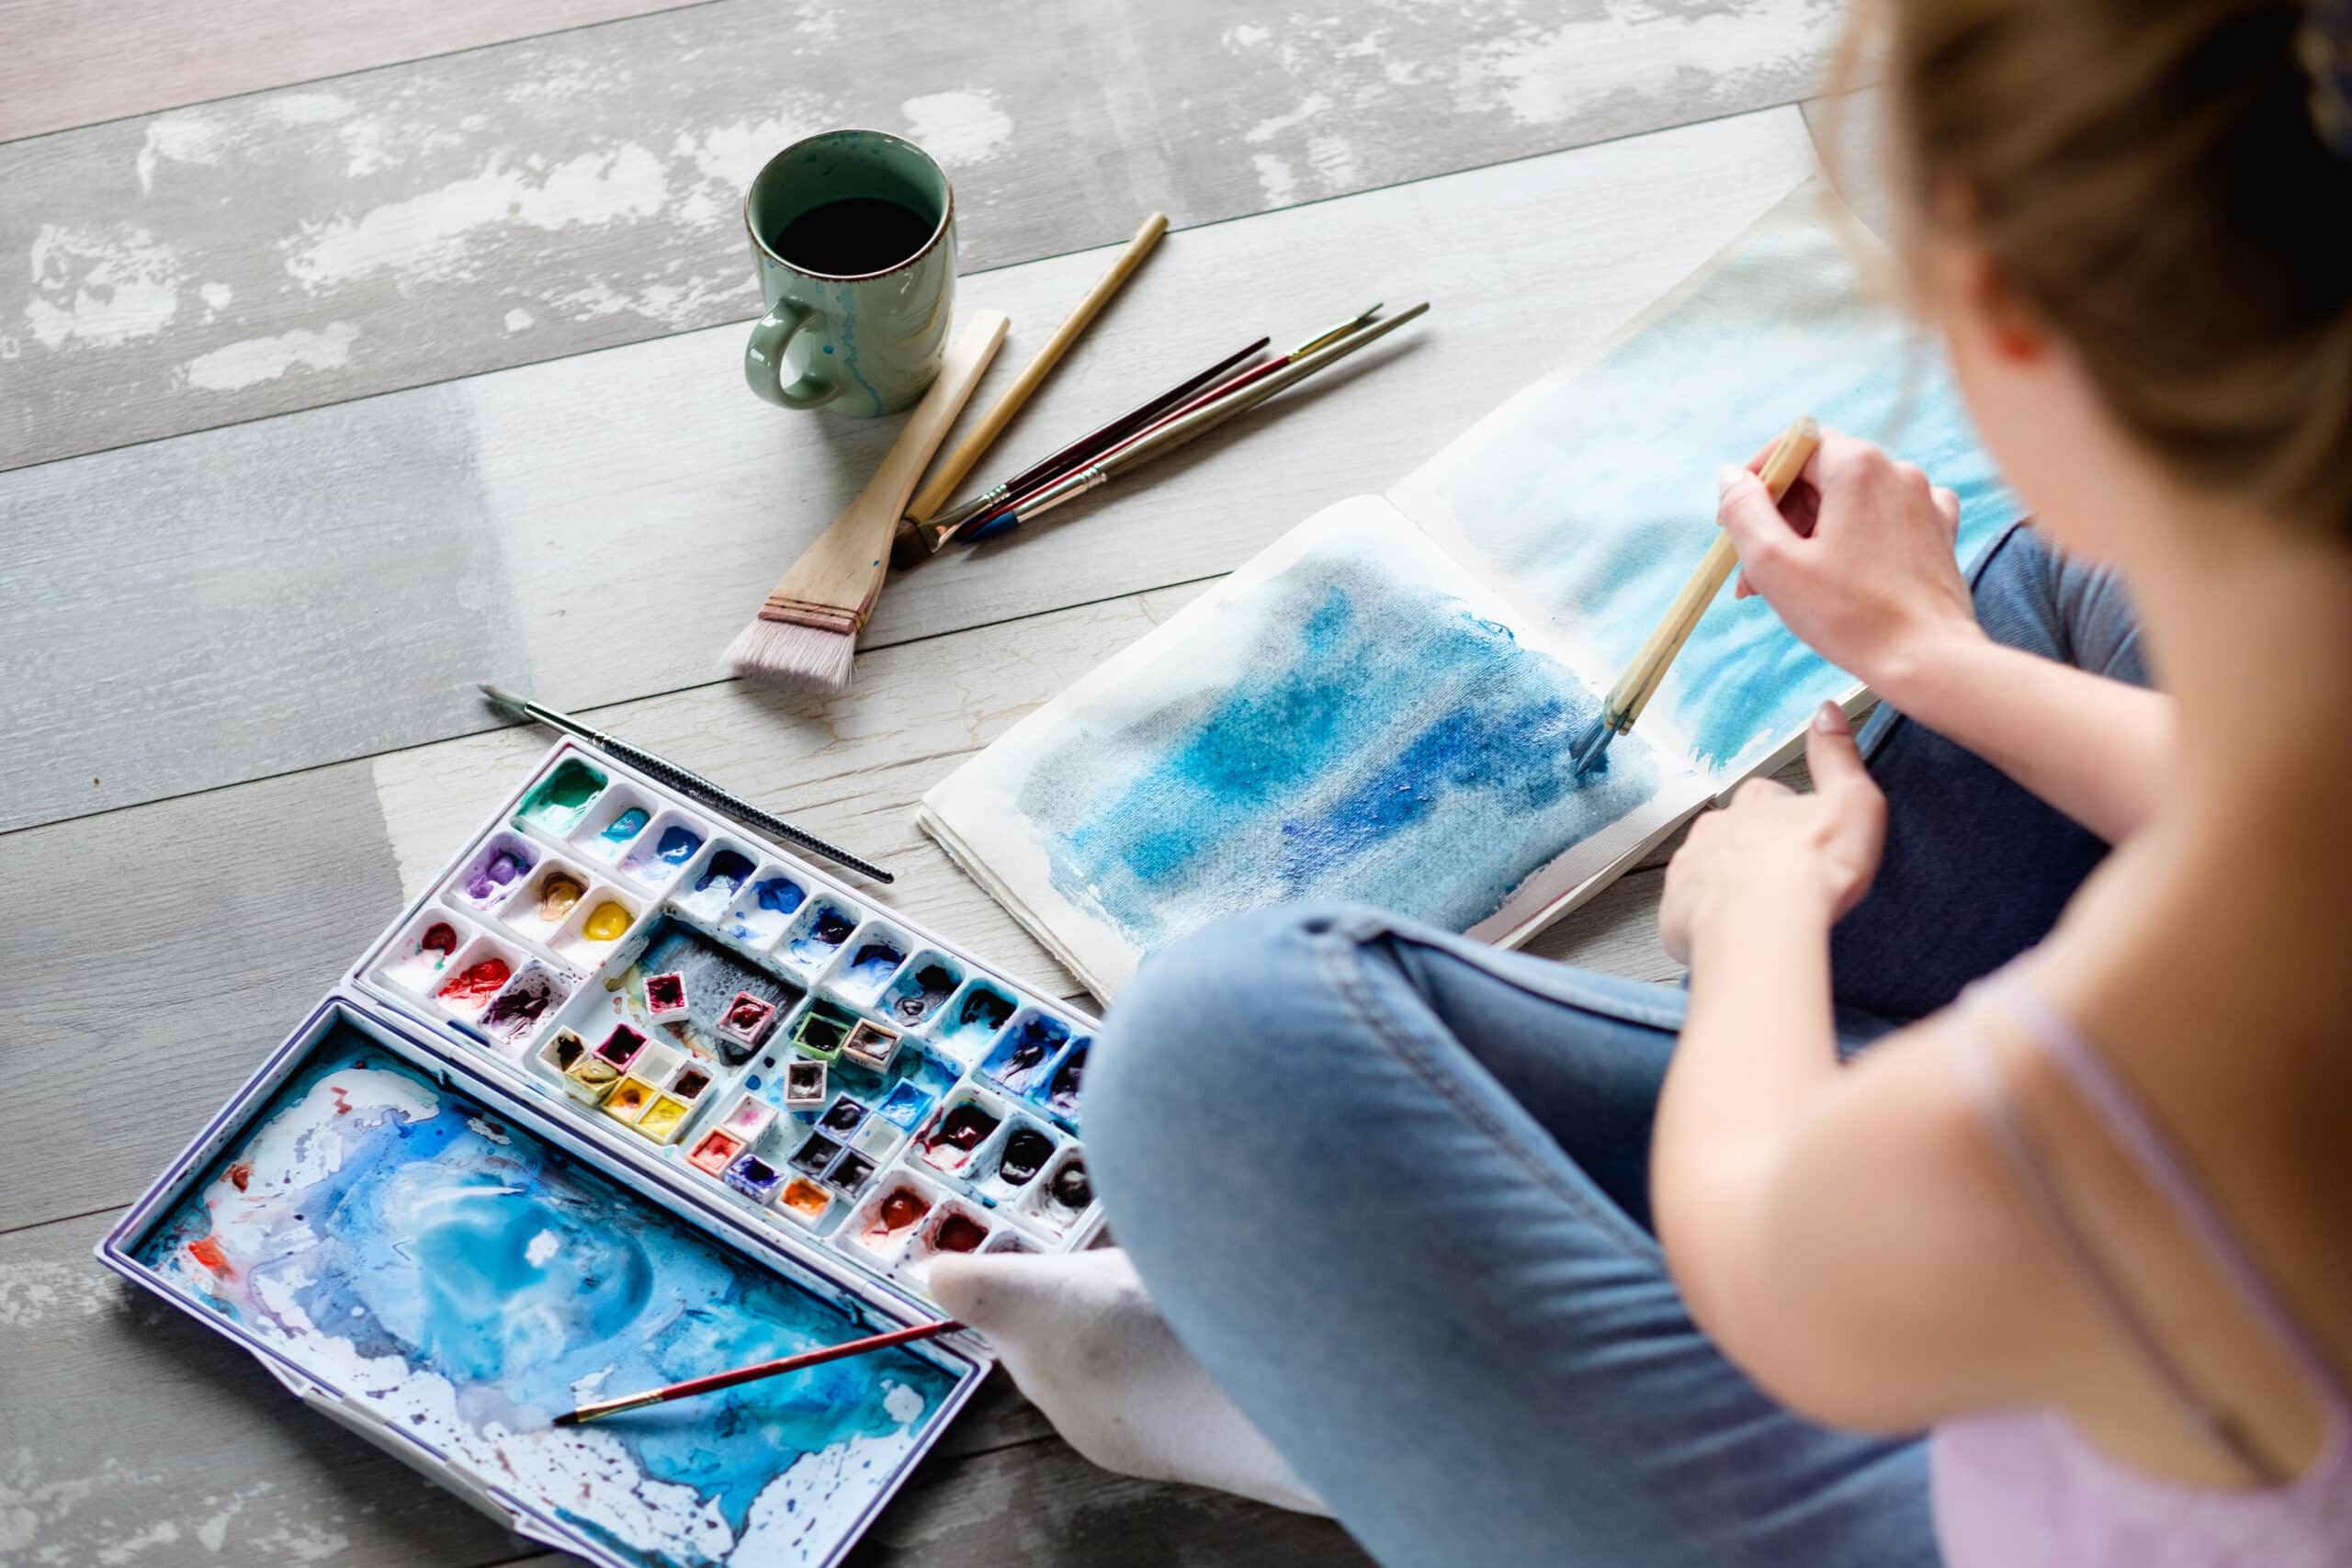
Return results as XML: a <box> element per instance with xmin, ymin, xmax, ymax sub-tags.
<box><xmin>0</xmin><ymin>0</ymin><xmax>717</xmax><ymax>143</ymax></box>
<box><xmin>0</xmin><ymin>0</ymin><xmax>1846</xmax><ymax>472</ymax></box>
<box><xmin>0</xmin><ymin>108</ymin><xmax>1819</xmax><ymax>830</ymax></box>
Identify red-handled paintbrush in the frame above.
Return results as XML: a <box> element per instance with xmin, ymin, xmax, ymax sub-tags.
<box><xmin>550</xmin><ymin>1317</ymin><xmax>965</xmax><ymax>1427</ymax></box>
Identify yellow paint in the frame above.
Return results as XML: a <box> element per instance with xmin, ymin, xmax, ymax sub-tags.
<box><xmin>565</xmin><ymin>1055</ymin><xmax>621</xmax><ymax>1096</ymax></box>
<box><xmin>603</xmin><ymin>1076</ymin><xmax>657</xmax><ymax>1123</ymax></box>
<box><xmin>536</xmin><ymin>873</ymin><xmax>585</xmax><ymax>922</ymax></box>
<box><xmin>637</xmin><ymin>1095</ymin><xmax>691</xmax><ymax>1142</ymax></box>
<box><xmin>582</xmin><ymin>901</ymin><xmax>632</xmax><ymax>942</ymax></box>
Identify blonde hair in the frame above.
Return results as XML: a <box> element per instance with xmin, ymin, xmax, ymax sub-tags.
<box><xmin>1852</xmin><ymin>0</ymin><xmax>2352</xmax><ymax>535</ymax></box>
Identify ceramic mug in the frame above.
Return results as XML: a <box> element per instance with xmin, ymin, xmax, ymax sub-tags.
<box><xmin>742</xmin><ymin>130</ymin><xmax>956</xmax><ymax>416</ymax></box>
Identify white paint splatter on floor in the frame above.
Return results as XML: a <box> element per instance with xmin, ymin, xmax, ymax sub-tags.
<box><xmin>182</xmin><ymin>323</ymin><xmax>357</xmax><ymax>390</ymax></box>
<box><xmin>899</xmin><ymin>90</ymin><xmax>1013</xmax><ymax>164</ymax></box>
<box><xmin>23</xmin><ymin>224</ymin><xmax>182</xmax><ymax>349</ymax></box>
<box><xmin>0</xmin><ymin>1258</ymin><xmax>115</xmax><ymax>1327</ymax></box>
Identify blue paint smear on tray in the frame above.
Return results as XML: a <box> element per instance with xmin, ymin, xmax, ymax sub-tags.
<box><xmin>1409</xmin><ymin>198</ymin><xmax>2027</xmax><ymax>773</ymax></box>
<box><xmin>132</xmin><ymin>1026</ymin><xmax>956</xmax><ymax>1568</ymax></box>
<box><xmin>1015</xmin><ymin>527</ymin><xmax>1662</xmax><ymax>949</ymax></box>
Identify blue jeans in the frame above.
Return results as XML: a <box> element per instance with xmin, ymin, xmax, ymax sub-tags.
<box><xmin>1086</xmin><ymin>524</ymin><xmax>2148</xmax><ymax>1568</ymax></box>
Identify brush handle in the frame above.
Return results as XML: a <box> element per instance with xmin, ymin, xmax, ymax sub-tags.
<box><xmin>562</xmin><ymin>1318</ymin><xmax>965</xmax><ymax>1425</ymax></box>
<box><xmin>761</xmin><ymin>311</ymin><xmax>1010</xmax><ymax>634</ymax></box>
<box><xmin>579</xmin><ymin>727</ymin><xmax>894</xmax><ymax>885</ymax></box>
<box><xmin>1600</xmin><ymin>417</ymin><xmax>1821</xmax><ymax>732</ymax></box>
<box><xmin>905</xmin><ymin>214</ymin><xmax>1167</xmax><ymax>523</ymax></box>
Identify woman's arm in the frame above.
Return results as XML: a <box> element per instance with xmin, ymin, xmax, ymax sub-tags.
<box><xmin>1717</xmin><ymin>433</ymin><xmax>2175</xmax><ymax>841</ymax></box>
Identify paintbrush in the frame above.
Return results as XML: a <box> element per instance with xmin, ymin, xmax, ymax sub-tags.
<box><xmin>477</xmin><ymin>684</ymin><xmax>895</xmax><ymax>884</ymax></box>
<box><xmin>1566</xmin><ymin>416</ymin><xmax>1822</xmax><ymax>775</ymax></box>
<box><xmin>552</xmin><ymin>1318</ymin><xmax>965</xmax><ymax>1427</ymax></box>
<box><xmin>726</xmin><ymin>310</ymin><xmax>1009</xmax><ymax>696</ymax></box>
<box><xmin>903</xmin><ymin>212</ymin><xmax>1169</xmax><ymax>525</ymax></box>
<box><xmin>899</xmin><ymin>335</ymin><xmax>1272</xmax><ymax>560</ymax></box>
<box><xmin>958</xmin><ymin>301</ymin><xmax>1429</xmax><ymax>545</ymax></box>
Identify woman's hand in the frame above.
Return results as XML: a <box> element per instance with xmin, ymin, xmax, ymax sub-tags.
<box><xmin>1657</xmin><ymin>703</ymin><xmax>1886</xmax><ymax>964</ymax></box>
<box><xmin>1716</xmin><ymin>429</ymin><xmax>1983</xmax><ymax>703</ymax></box>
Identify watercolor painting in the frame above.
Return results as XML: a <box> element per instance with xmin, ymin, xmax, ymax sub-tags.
<box><xmin>1392</xmin><ymin>181</ymin><xmax>2026</xmax><ymax>774</ymax></box>
<box><xmin>922</xmin><ymin>502</ymin><xmax>1697</xmax><ymax>998</ymax></box>
<box><xmin>132</xmin><ymin>1024</ymin><xmax>963</xmax><ymax>1568</ymax></box>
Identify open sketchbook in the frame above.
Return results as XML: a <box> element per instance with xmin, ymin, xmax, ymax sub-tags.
<box><xmin>919</xmin><ymin>181</ymin><xmax>2025</xmax><ymax>1002</ymax></box>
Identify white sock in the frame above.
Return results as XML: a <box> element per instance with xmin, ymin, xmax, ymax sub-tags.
<box><xmin>928</xmin><ymin>1247</ymin><xmax>1330</xmax><ymax>1516</ymax></box>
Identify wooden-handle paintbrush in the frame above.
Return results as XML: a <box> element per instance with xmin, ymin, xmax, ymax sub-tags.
<box><xmin>957</xmin><ymin>301</ymin><xmax>1430</xmax><ymax>544</ymax></box>
<box><xmin>1567</xmin><ymin>416</ymin><xmax>1821</xmax><ymax>775</ymax></box>
<box><xmin>551</xmin><ymin>1318</ymin><xmax>964</xmax><ymax>1427</ymax></box>
<box><xmin>904</xmin><ymin>212</ymin><xmax>1168</xmax><ymax>524</ymax></box>
<box><xmin>725</xmin><ymin>310</ymin><xmax>1009</xmax><ymax>696</ymax></box>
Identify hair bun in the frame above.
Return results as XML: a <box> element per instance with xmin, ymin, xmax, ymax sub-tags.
<box><xmin>2303</xmin><ymin>1</ymin><xmax>2352</xmax><ymax>157</ymax></box>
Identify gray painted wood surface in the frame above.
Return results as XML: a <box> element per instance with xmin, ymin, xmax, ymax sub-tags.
<box><xmin>1</xmin><ymin>110</ymin><xmax>1818</xmax><ymax>831</ymax></box>
<box><xmin>0</xmin><ymin>0</ymin><xmax>1848</xmax><ymax>472</ymax></box>
<box><xmin>0</xmin><ymin>1</ymin><xmax>1848</xmax><ymax>1560</ymax></box>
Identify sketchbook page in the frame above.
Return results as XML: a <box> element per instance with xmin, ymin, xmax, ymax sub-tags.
<box><xmin>1387</xmin><ymin>178</ymin><xmax>2027</xmax><ymax>784</ymax></box>
<box><xmin>918</xmin><ymin>495</ymin><xmax>1713</xmax><ymax>1002</ymax></box>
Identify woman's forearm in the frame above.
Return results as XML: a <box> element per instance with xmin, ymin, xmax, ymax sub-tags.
<box><xmin>1873</xmin><ymin>631</ymin><xmax>2174</xmax><ymax>842</ymax></box>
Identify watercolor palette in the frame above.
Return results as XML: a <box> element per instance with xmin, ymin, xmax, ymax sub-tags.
<box><xmin>100</xmin><ymin>742</ymin><xmax>1103</xmax><ymax>1568</ymax></box>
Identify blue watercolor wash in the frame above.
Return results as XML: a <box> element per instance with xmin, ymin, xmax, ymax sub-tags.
<box><xmin>845</xmin><ymin>941</ymin><xmax>903</xmax><ymax>991</ymax></box>
<box><xmin>786</xmin><ymin>904</ymin><xmax>856</xmax><ymax>969</ymax></box>
<box><xmin>983</xmin><ymin>1013</ymin><xmax>1069</xmax><ymax>1095</ymax></box>
<box><xmin>1409</xmin><ymin>199</ymin><xmax>2026</xmax><ymax>773</ymax></box>
<box><xmin>942</xmin><ymin>984</ymin><xmax>1014</xmax><ymax>1048</ymax></box>
<box><xmin>696</xmin><ymin>849</ymin><xmax>754</xmax><ymax>897</ymax></box>
<box><xmin>1014</xmin><ymin>533</ymin><xmax>1662</xmax><ymax>950</ymax></box>
<box><xmin>131</xmin><ymin>1027</ymin><xmax>959</xmax><ymax>1568</ymax></box>
<box><xmin>878</xmin><ymin>1082</ymin><xmax>934</xmax><ymax>1130</ymax></box>
<box><xmin>756</xmin><ymin>876</ymin><xmax>806</xmax><ymax>916</ymax></box>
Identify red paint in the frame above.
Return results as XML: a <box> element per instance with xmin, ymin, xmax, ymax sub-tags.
<box><xmin>329</xmin><ymin>1086</ymin><xmax>353</xmax><ymax>1115</ymax></box>
<box><xmin>187</xmin><ymin>1236</ymin><xmax>232</xmax><ymax>1275</ymax></box>
<box><xmin>226</xmin><ymin>1162</ymin><xmax>253</xmax><ymax>1191</ymax></box>
<box><xmin>439</xmin><ymin>958</ymin><xmax>513</xmax><ymax>1005</ymax></box>
<box><xmin>421</xmin><ymin>922</ymin><xmax>458</xmax><ymax>957</ymax></box>
<box><xmin>934</xmin><ymin>1213</ymin><xmax>989</xmax><ymax>1253</ymax></box>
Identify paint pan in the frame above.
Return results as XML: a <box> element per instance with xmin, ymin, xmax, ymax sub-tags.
<box><xmin>643</xmin><ymin>970</ymin><xmax>689</xmax><ymax>1020</ymax></box>
<box><xmin>718</xmin><ymin>1093</ymin><xmax>775</xmax><ymax>1145</ymax></box>
<box><xmin>449</xmin><ymin>831</ymin><xmax>540</xmax><ymax>910</ymax></box>
<box><xmin>817</xmin><ymin>1094</ymin><xmax>868</xmax><ymax>1137</ymax></box>
<box><xmin>781</xmin><ymin>899</ymin><xmax>862</xmax><ymax>972</ymax></box>
<box><xmin>841</xmin><ymin>1019</ymin><xmax>903</xmax><ymax>1074</ymax></box>
<box><xmin>789</xmin><ymin>1000</ymin><xmax>858</xmax><ymax>1062</ymax></box>
<box><xmin>715</xmin><ymin>990</ymin><xmax>779</xmax><ymax>1051</ymax></box>
<box><xmin>499</xmin><ymin>857</ymin><xmax>594</xmax><ymax>943</ymax></box>
<box><xmin>783</xmin><ymin>1059</ymin><xmax>829</xmax><ymax>1108</ymax></box>
<box><xmin>595</xmin><ymin>1024</ymin><xmax>648</xmax><ymax>1070</ymax></box>
<box><xmin>850</xmin><ymin>1115</ymin><xmax>903</xmax><ymax>1160</ymax></box>
<box><xmin>721</xmin><ymin>1150</ymin><xmax>786</xmax><ymax>1203</ymax></box>
<box><xmin>616</xmin><ymin>808</ymin><xmax>707</xmax><ymax>887</ymax></box>
<box><xmin>537</xmin><ymin>1028</ymin><xmax>589</xmax><ymax>1077</ymax></box>
<box><xmin>550</xmin><ymin>881</ymin><xmax>645</xmax><ymax>965</ymax></box>
<box><xmin>686</xmin><ymin>1127</ymin><xmax>744</xmax><ymax>1175</ymax></box>
<box><xmin>678</xmin><ymin>839</ymin><xmax>760</xmax><ymax>921</ymax></box>
<box><xmin>571</xmin><ymin>782</ymin><xmax>655</xmax><ymax>860</ymax></box>
<box><xmin>880</xmin><ymin>953</ymin><xmax>964</xmax><ymax>1030</ymax></box>
<box><xmin>787</xmin><ymin>1133</ymin><xmax>844</xmax><ymax>1179</ymax></box>
<box><xmin>514</xmin><ymin>756</ymin><xmax>608</xmax><ymax>835</ymax></box>
<box><xmin>720</xmin><ymin>865</ymin><xmax>808</xmax><ymax>948</ymax></box>
<box><xmin>670</xmin><ymin>1065</ymin><xmax>712</xmax><ymax>1103</ymax></box>
<box><xmin>842</xmin><ymin>1176</ymin><xmax>943</xmax><ymax>1264</ymax></box>
<box><xmin>630</xmin><ymin>1038</ymin><xmax>686</xmax><ymax>1087</ymax></box>
<box><xmin>822</xmin><ymin>1149</ymin><xmax>876</xmax><ymax>1197</ymax></box>
<box><xmin>434</xmin><ymin>932</ymin><xmax>525</xmax><ymax>1020</ymax></box>
<box><xmin>981</xmin><ymin>1010</ymin><xmax>1071</xmax><ymax>1095</ymax></box>
<box><xmin>635</xmin><ymin>1094</ymin><xmax>694</xmax><ymax>1144</ymax></box>
<box><xmin>915</xmin><ymin>1089</ymin><xmax>1005</xmax><ymax>1176</ymax></box>
<box><xmin>829</xmin><ymin>920</ymin><xmax>911</xmax><ymax>1002</ymax></box>
<box><xmin>1026</xmin><ymin>1147</ymin><xmax>1094</xmax><ymax>1233</ymax></box>
<box><xmin>1041</xmin><ymin>1040</ymin><xmax>1088</xmax><ymax>1122</ymax></box>
<box><xmin>618</xmin><ymin>916</ymin><xmax>806</xmax><ymax>1067</ymax></box>
<box><xmin>900</xmin><ymin>1200</ymin><xmax>992</xmax><ymax>1289</ymax></box>
<box><xmin>383</xmin><ymin>909</ymin><xmax>477</xmax><ymax>996</ymax></box>
<box><xmin>602</xmin><ymin>1075</ymin><xmax>660</xmax><ymax>1126</ymax></box>
<box><xmin>979</xmin><ymin>1117</ymin><xmax>1059</xmax><ymax>1200</ymax></box>
<box><xmin>561</xmin><ymin>1051</ymin><xmax>622</xmax><ymax>1104</ymax></box>
<box><xmin>775</xmin><ymin>1178</ymin><xmax>833</xmax><ymax>1227</ymax></box>
<box><xmin>479</xmin><ymin>963</ymin><xmax>570</xmax><ymax>1053</ymax></box>
<box><xmin>936</xmin><ymin>979</ymin><xmax>1018</xmax><ymax>1062</ymax></box>
<box><xmin>981</xmin><ymin>1228</ymin><xmax>1036</xmax><ymax>1256</ymax></box>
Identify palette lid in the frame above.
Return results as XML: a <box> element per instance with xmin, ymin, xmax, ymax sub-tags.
<box><xmin>98</xmin><ymin>992</ymin><xmax>988</xmax><ymax>1568</ymax></box>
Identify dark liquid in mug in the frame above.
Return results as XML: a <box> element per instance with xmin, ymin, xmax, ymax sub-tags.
<box><xmin>768</xmin><ymin>197</ymin><xmax>935</xmax><ymax>276</ymax></box>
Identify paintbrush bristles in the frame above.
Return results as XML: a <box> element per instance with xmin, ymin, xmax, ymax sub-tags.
<box><xmin>725</xmin><ymin>618</ymin><xmax>855</xmax><ymax>694</ymax></box>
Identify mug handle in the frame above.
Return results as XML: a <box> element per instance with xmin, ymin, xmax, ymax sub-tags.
<box><xmin>743</xmin><ymin>299</ymin><xmax>841</xmax><ymax>409</ymax></box>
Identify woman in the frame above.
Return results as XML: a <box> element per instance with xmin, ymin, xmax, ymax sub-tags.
<box><xmin>933</xmin><ymin>2</ymin><xmax>2352</xmax><ymax>1562</ymax></box>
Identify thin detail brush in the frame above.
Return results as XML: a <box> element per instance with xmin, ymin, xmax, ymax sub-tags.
<box><xmin>958</xmin><ymin>302</ymin><xmax>1428</xmax><ymax>545</ymax></box>
<box><xmin>551</xmin><ymin>1318</ymin><xmax>964</xmax><ymax>1427</ymax></box>
<box><xmin>477</xmin><ymin>683</ymin><xmax>894</xmax><ymax>884</ymax></box>
<box><xmin>1566</xmin><ymin>416</ymin><xmax>1822</xmax><ymax>775</ymax></box>
<box><xmin>725</xmin><ymin>310</ymin><xmax>1009</xmax><ymax>695</ymax></box>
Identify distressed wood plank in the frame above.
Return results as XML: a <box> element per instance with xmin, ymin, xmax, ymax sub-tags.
<box><xmin>0</xmin><ymin>0</ymin><xmax>718</xmax><ymax>144</ymax></box>
<box><xmin>0</xmin><ymin>1211</ymin><xmax>1321</xmax><ymax>1568</ymax></box>
<box><xmin>0</xmin><ymin>0</ymin><xmax>1849</xmax><ymax>471</ymax></box>
<box><xmin>0</xmin><ymin>108</ymin><xmax>1821</xmax><ymax>831</ymax></box>
<box><xmin>3</xmin><ymin>573</ymin><xmax>1685</xmax><ymax>1227</ymax></box>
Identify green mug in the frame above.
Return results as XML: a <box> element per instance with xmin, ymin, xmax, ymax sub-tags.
<box><xmin>742</xmin><ymin>130</ymin><xmax>956</xmax><ymax>417</ymax></box>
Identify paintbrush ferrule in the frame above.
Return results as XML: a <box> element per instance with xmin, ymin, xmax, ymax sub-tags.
<box><xmin>1290</xmin><ymin>303</ymin><xmax>1383</xmax><ymax>357</ymax></box>
<box><xmin>914</xmin><ymin>483</ymin><xmax>1009</xmax><ymax>537</ymax></box>
<box><xmin>959</xmin><ymin>466</ymin><xmax>1105</xmax><ymax>543</ymax></box>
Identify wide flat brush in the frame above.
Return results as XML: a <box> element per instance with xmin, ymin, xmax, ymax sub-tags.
<box><xmin>552</xmin><ymin>1318</ymin><xmax>964</xmax><ymax>1427</ymax></box>
<box><xmin>726</xmin><ymin>310</ymin><xmax>1009</xmax><ymax>695</ymax></box>
<box><xmin>1567</xmin><ymin>416</ymin><xmax>1821</xmax><ymax>775</ymax></box>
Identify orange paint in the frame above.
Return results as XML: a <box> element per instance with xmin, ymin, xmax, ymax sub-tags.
<box><xmin>227</xmin><ymin>1162</ymin><xmax>253</xmax><ymax>1192</ymax></box>
<box><xmin>187</xmin><ymin>1236</ymin><xmax>232</xmax><ymax>1275</ymax></box>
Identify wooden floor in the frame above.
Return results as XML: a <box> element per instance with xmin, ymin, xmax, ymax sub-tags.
<box><xmin>0</xmin><ymin>3</ymin><xmax>1857</xmax><ymax>1562</ymax></box>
